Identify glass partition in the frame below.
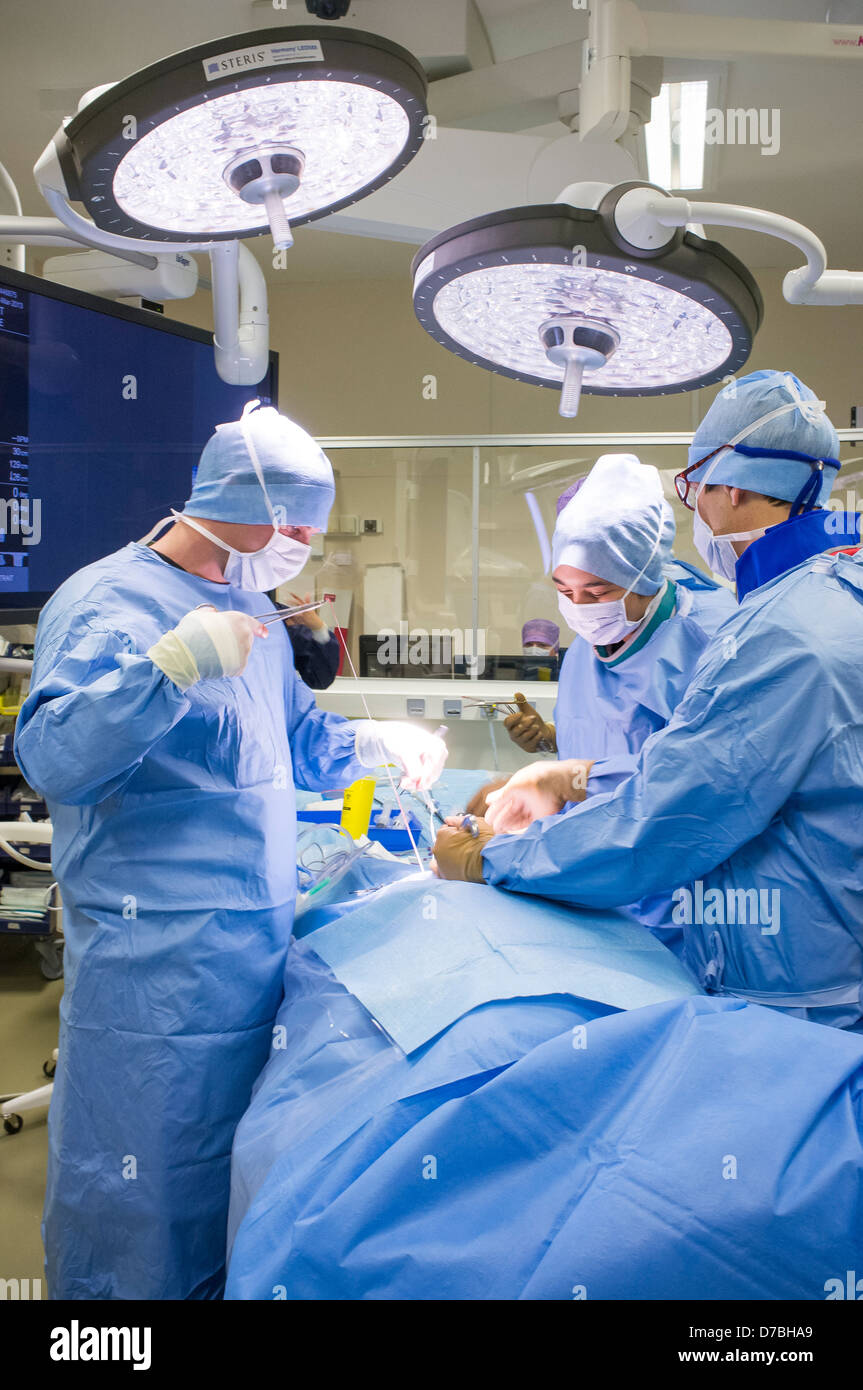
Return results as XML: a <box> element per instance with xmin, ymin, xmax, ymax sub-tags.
<box><xmin>280</xmin><ymin>435</ymin><xmax>709</xmax><ymax>678</ymax></box>
<box><xmin>285</xmin><ymin>444</ymin><xmax>474</xmax><ymax>677</ymax></box>
<box><xmin>476</xmin><ymin>440</ymin><xmax>701</xmax><ymax>663</ymax></box>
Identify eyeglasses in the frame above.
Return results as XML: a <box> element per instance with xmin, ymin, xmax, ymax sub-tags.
<box><xmin>675</xmin><ymin>446</ymin><xmax>840</xmax><ymax>510</ymax></box>
<box><xmin>673</xmin><ymin>447</ymin><xmax>730</xmax><ymax>510</ymax></box>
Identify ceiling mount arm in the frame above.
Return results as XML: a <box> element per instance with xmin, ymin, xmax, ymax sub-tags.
<box><xmin>37</xmin><ymin>182</ymin><xmax>217</xmax><ymax>257</ymax></box>
<box><xmin>0</xmin><ymin>160</ymin><xmax>25</xmax><ymax>270</ymax></box>
<box><xmin>650</xmin><ymin>193</ymin><xmax>828</xmax><ymax>284</ymax></box>
<box><xmin>34</xmin><ymin>145</ymin><xmax>268</xmax><ymax>384</ymax></box>
<box><xmin>0</xmin><ymin>213</ymin><xmax>159</xmax><ymax>267</ymax></box>
<box><xmin>621</xmin><ymin>186</ymin><xmax>863</xmax><ymax>307</ymax></box>
<box><xmin>210</xmin><ymin>241</ymin><xmax>269</xmax><ymax>386</ymax></box>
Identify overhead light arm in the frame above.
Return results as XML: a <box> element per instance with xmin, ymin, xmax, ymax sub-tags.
<box><xmin>36</xmin><ymin>177</ymin><xmax>218</xmax><ymax>258</ymax></box>
<box><xmin>0</xmin><ymin>197</ymin><xmax>264</xmax><ymax>384</ymax></box>
<box><xmin>608</xmin><ymin>183</ymin><xmax>863</xmax><ymax>306</ymax></box>
<box><xmin>0</xmin><ymin>213</ymin><xmax>159</xmax><ymax>267</ymax></box>
<box><xmin>579</xmin><ymin>0</ymin><xmax>648</xmax><ymax>143</ymax></box>
<box><xmin>209</xmin><ymin>241</ymin><xmax>270</xmax><ymax>386</ymax></box>
<box><xmin>0</xmin><ymin>160</ymin><xmax>25</xmax><ymax>271</ymax></box>
<box><xmin>3</xmin><ymin>191</ymin><xmax>262</xmax><ymax>384</ymax></box>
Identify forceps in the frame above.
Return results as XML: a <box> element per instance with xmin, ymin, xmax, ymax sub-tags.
<box><xmin>252</xmin><ymin>599</ymin><xmax>330</xmax><ymax>625</ymax></box>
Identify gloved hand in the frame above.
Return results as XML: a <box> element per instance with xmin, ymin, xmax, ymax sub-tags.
<box><xmin>485</xmin><ymin>758</ymin><xmax>594</xmax><ymax>834</ymax></box>
<box><xmin>353</xmin><ymin>721</ymin><xmax>448</xmax><ymax>791</ymax></box>
<box><xmin>503</xmin><ymin>692</ymin><xmax>556</xmax><ymax>754</ymax></box>
<box><xmin>432</xmin><ymin>816</ymin><xmax>494</xmax><ymax>882</ymax></box>
<box><xmin>147</xmin><ymin>606</ymin><xmax>267</xmax><ymax>691</ymax></box>
<box><xmin>284</xmin><ymin>591</ymin><xmax>327</xmax><ymax>633</ymax></box>
<box><xmin>465</xmin><ymin>777</ymin><xmax>508</xmax><ymax>819</ymax></box>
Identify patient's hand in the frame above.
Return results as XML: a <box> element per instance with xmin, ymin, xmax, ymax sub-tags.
<box><xmin>485</xmin><ymin>759</ymin><xmax>594</xmax><ymax>834</ymax></box>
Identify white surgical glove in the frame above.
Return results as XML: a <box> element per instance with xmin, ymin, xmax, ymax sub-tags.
<box><xmin>353</xmin><ymin>720</ymin><xmax>448</xmax><ymax>791</ymax></box>
<box><xmin>147</xmin><ymin>606</ymin><xmax>267</xmax><ymax>690</ymax></box>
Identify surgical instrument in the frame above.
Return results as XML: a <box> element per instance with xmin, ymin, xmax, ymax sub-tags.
<box><xmin>252</xmin><ymin>598</ymin><xmax>329</xmax><ymax>625</ymax></box>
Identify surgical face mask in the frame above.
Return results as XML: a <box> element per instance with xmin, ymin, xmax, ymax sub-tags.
<box><xmin>173</xmin><ymin>511</ymin><xmax>310</xmax><ymax>591</ymax></box>
<box><xmin>692</xmin><ymin>496</ymin><xmax>765</xmax><ymax>584</ymax></box>
<box><xmin>556</xmin><ymin>497</ymin><xmax>666</xmax><ymax>646</ymax></box>
<box><xmin>523</xmin><ymin>644</ymin><xmax>552</xmax><ymax>656</ymax></box>
<box><xmin>557</xmin><ymin>589</ymin><xmax>644</xmax><ymax>645</ymax></box>
<box><xmin>225</xmin><ymin>531</ymin><xmax>310</xmax><ymax>591</ymax></box>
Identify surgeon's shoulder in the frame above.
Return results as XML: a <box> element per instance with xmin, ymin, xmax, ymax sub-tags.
<box><xmin>744</xmin><ymin>549</ymin><xmax>863</xmax><ymax>649</ymax></box>
<box><xmin>665</xmin><ymin>557</ymin><xmax>724</xmax><ymax>592</ymax></box>
<box><xmin>696</xmin><ymin>557</ymin><xmax>855</xmax><ymax>683</ymax></box>
<box><xmin>35</xmin><ymin>545</ymin><xmax>158</xmax><ymax>651</ymax></box>
<box><xmin>672</xmin><ymin>566</ymin><xmax>736</xmax><ymax>637</ymax></box>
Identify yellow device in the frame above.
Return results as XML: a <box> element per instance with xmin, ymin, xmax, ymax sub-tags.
<box><xmin>340</xmin><ymin>777</ymin><xmax>376</xmax><ymax>839</ymax></box>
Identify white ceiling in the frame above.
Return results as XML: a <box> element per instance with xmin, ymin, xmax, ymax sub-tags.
<box><xmin>1</xmin><ymin>0</ymin><xmax>862</xmax><ymax>283</ymax></box>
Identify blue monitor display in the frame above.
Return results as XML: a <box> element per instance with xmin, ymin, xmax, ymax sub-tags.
<box><xmin>0</xmin><ymin>264</ymin><xmax>277</xmax><ymax>618</ymax></box>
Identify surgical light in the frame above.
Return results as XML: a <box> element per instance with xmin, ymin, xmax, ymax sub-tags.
<box><xmin>44</xmin><ymin>27</ymin><xmax>427</xmax><ymax>247</ymax></box>
<box><xmin>411</xmin><ymin>186</ymin><xmax>762</xmax><ymax>419</ymax></box>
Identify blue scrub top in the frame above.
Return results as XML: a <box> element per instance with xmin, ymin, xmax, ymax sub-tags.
<box><xmin>554</xmin><ymin>561</ymin><xmax>736</xmax><ymax>775</ymax></box>
<box><xmin>485</xmin><ymin>550</ymin><xmax>863</xmax><ymax>1030</ymax></box>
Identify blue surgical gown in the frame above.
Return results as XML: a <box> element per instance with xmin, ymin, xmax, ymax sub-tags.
<box><xmin>14</xmin><ymin>542</ymin><xmax>366</xmax><ymax>1299</ymax></box>
<box><xmin>484</xmin><ymin>551</ymin><xmax>863</xmax><ymax>1030</ymax></box>
<box><xmin>554</xmin><ymin>561</ymin><xmax>735</xmax><ymax>777</ymax></box>
<box><xmin>554</xmin><ymin>563</ymin><xmax>734</xmax><ymax>944</ymax></box>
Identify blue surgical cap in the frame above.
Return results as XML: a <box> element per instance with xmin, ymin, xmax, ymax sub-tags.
<box><xmin>552</xmin><ymin>454</ymin><xmax>675</xmax><ymax>596</ymax></box>
<box><xmin>688</xmin><ymin>370</ymin><xmax>841</xmax><ymax>506</ymax></box>
<box><xmin>184</xmin><ymin>403</ymin><xmax>335</xmax><ymax>528</ymax></box>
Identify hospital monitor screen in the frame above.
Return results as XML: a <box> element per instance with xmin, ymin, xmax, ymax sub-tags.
<box><xmin>0</xmin><ymin>264</ymin><xmax>278</xmax><ymax>622</ymax></box>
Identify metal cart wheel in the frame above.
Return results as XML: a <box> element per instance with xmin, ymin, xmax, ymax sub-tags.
<box><xmin>3</xmin><ymin>1113</ymin><xmax>23</xmax><ymax>1135</ymax></box>
<box><xmin>42</xmin><ymin>1057</ymin><xmax>56</xmax><ymax>1079</ymax></box>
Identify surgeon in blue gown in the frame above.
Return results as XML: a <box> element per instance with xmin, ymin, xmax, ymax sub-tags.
<box><xmin>547</xmin><ymin>454</ymin><xmax>733</xmax><ymax>775</ymax></box>
<box><xmin>487</xmin><ymin>458</ymin><xmax>733</xmax><ymax>770</ymax></box>
<box><xmin>15</xmin><ymin>402</ymin><xmax>446</xmax><ymax>1299</ymax></box>
<box><xmin>436</xmin><ymin>371</ymin><xmax>863</xmax><ymax>1031</ymax></box>
<box><xmin>486</xmin><ymin>455</ymin><xmax>734</xmax><ymax>944</ymax></box>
